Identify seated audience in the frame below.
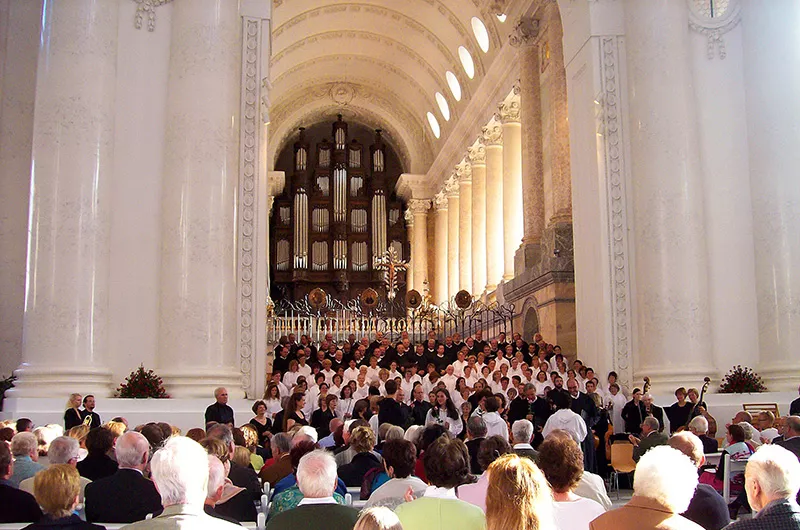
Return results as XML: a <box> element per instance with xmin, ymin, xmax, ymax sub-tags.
<box><xmin>200</xmin><ymin>438</ymin><xmax>257</xmax><ymax>523</ymax></box>
<box><xmin>20</xmin><ymin>437</ymin><xmax>90</xmax><ymax>512</ymax></box>
<box><xmin>186</xmin><ymin>428</ymin><xmax>206</xmax><ymax>443</ymax></box>
<box><xmin>337</xmin><ymin>426</ymin><xmax>382</xmax><ymax>487</ymax></box>
<box><xmin>395</xmin><ymin>436</ymin><xmax>484</xmax><ymax>530</ymax></box>
<box><xmin>413</xmin><ymin>424</ymin><xmax>448</xmax><ymax>483</ymax></box>
<box><xmin>10</xmin><ymin>432</ymin><xmax>45</xmax><ymax>487</ymax></box>
<box><xmin>464</xmin><ymin>416</ymin><xmax>487</xmax><ymax>475</ymax></box>
<box><xmin>668</xmin><ymin>432</ymin><xmax>730</xmax><ymax>530</ymax></box>
<box><xmin>23</xmin><ymin>465</ymin><xmax>104</xmax><ymax>530</ymax></box>
<box><xmin>335</xmin><ymin>419</ymin><xmax>372</xmax><ymax>467</ymax></box>
<box><xmin>775</xmin><ymin>415</ymin><xmax>800</xmax><ymax>460</ymax></box>
<box><xmin>84</xmin><ymin>431</ymin><xmax>162</xmax><ymax>523</ymax></box>
<box><xmin>590</xmin><ymin>446</ymin><xmax>703</xmax><ymax>530</ymax></box>
<box><xmin>259</xmin><ymin>433</ymin><xmax>292</xmax><ymax>486</ymax></box>
<box><xmin>76</xmin><ymin>428</ymin><xmax>118</xmax><ymax>481</ymax></box>
<box><xmin>238</xmin><ymin>424</ymin><xmax>264</xmax><ymax>471</ymax></box>
<box><xmin>630</xmin><ymin>416</ymin><xmax>668</xmax><ymax>462</ymax></box>
<box><xmin>511</xmin><ymin>419</ymin><xmax>538</xmax><ymax>461</ymax></box>
<box><xmin>458</xmin><ymin>435</ymin><xmax>511</xmax><ymax>512</ymax></box>
<box><xmin>738</xmin><ymin>422</ymin><xmax>762</xmax><ymax>450</ymax></box>
<box><xmin>320</xmin><ymin>418</ymin><xmax>344</xmax><ymax>448</ymax></box>
<box><xmin>545</xmin><ymin>429</ymin><xmax>612</xmax><ymax>511</ymax></box>
<box><xmin>204</xmin><ymin>455</ymin><xmax>241</xmax><ymax>526</ymax></box>
<box><xmin>726</xmin><ymin>445</ymin><xmax>800</xmax><ymax>529</ymax></box>
<box><xmin>121</xmin><ymin>436</ymin><xmax>240</xmax><ymax>529</ymax></box>
<box><xmin>699</xmin><ymin>423</ymin><xmax>753</xmax><ymax>494</ymax></box>
<box><xmin>484</xmin><ymin>453</ymin><xmax>555</xmax><ymax>530</ymax></box>
<box><xmin>365</xmin><ymin>439</ymin><xmax>427</xmax><ymax>510</ymax></box>
<box><xmin>354</xmin><ymin>507</ymin><xmax>403</xmax><ymax>530</ymax></box>
<box><xmin>756</xmin><ymin>411</ymin><xmax>780</xmax><ymax>443</ymax></box>
<box><xmin>688</xmin><ymin>416</ymin><xmax>719</xmax><ymax>454</ymax></box>
<box><xmin>206</xmin><ymin>424</ymin><xmax>261</xmax><ymax>502</ymax></box>
<box><xmin>0</xmin><ymin>441</ymin><xmax>43</xmax><ymax>524</ymax></box>
<box><xmin>266</xmin><ymin>450</ymin><xmax>359</xmax><ymax>530</ymax></box>
<box><xmin>538</xmin><ymin>434</ymin><xmax>605</xmax><ymax>530</ymax></box>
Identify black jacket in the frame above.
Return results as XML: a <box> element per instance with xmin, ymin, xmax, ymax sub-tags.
<box><xmin>205</xmin><ymin>402</ymin><xmax>235</xmax><ymax>426</ymax></box>
<box><xmin>84</xmin><ymin>468</ymin><xmax>163</xmax><ymax>523</ymax></box>
<box><xmin>337</xmin><ymin>451</ymin><xmax>383</xmax><ymax>487</ymax></box>
<box><xmin>228</xmin><ymin>461</ymin><xmax>262</xmax><ymax>502</ymax></box>
<box><xmin>410</xmin><ymin>400</ymin><xmax>433</xmax><ymax>426</ymax></box>
<box><xmin>0</xmin><ymin>482</ymin><xmax>42</xmax><ymax>523</ymax></box>
<box><xmin>621</xmin><ymin>399</ymin><xmax>646</xmax><ymax>435</ymax></box>
<box><xmin>76</xmin><ymin>453</ymin><xmax>118</xmax><ymax>482</ymax></box>
<box><xmin>378</xmin><ymin>398</ymin><xmax>409</xmax><ymax>429</ymax></box>
<box><xmin>508</xmin><ymin>397</ymin><xmax>550</xmax><ymax>429</ymax></box>
<box><xmin>22</xmin><ymin>514</ymin><xmax>104</xmax><ymax>530</ymax></box>
<box><xmin>465</xmin><ymin>438</ymin><xmax>484</xmax><ymax>475</ymax></box>
<box><xmin>214</xmin><ymin>489</ymin><xmax>257</xmax><ymax>523</ymax></box>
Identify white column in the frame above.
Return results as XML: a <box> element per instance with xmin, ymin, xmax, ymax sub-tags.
<box><xmin>483</xmin><ymin>119</ymin><xmax>504</xmax><ymax>292</ymax></box>
<box><xmin>433</xmin><ymin>193</ymin><xmax>449</xmax><ymax>305</ymax></box>
<box><xmin>12</xmin><ymin>1</ymin><xmax>118</xmax><ymax>397</ymax></box>
<box><xmin>624</xmin><ymin>0</ymin><xmax>714</xmax><ymax>390</ymax></box>
<box><xmin>457</xmin><ymin>162</ymin><xmax>473</xmax><ymax>293</ymax></box>
<box><xmin>499</xmin><ymin>90</ymin><xmax>523</xmax><ymax>281</ymax></box>
<box><xmin>157</xmin><ymin>0</ymin><xmax>243</xmax><ymax>398</ymax></box>
<box><xmin>408</xmin><ymin>199</ymin><xmax>431</xmax><ymax>295</ymax></box>
<box><xmin>405</xmin><ymin>209</ymin><xmax>415</xmax><ymax>291</ymax></box>
<box><xmin>445</xmin><ymin>175</ymin><xmax>460</xmax><ymax>300</ymax></box>
<box><xmin>468</xmin><ymin>144</ymin><xmax>487</xmax><ymax>295</ymax></box>
<box><xmin>742</xmin><ymin>0</ymin><xmax>800</xmax><ymax>390</ymax></box>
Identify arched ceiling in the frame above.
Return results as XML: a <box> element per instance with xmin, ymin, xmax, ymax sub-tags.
<box><xmin>268</xmin><ymin>0</ymin><xmax>511</xmax><ymax>174</ymax></box>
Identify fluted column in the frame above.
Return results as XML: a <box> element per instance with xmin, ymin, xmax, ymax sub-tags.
<box><xmin>405</xmin><ymin>209</ymin><xmax>415</xmax><ymax>291</ymax></box>
<box><xmin>499</xmin><ymin>90</ymin><xmax>523</xmax><ymax>281</ymax></box>
<box><xmin>468</xmin><ymin>144</ymin><xmax>487</xmax><ymax>295</ymax></box>
<box><xmin>445</xmin><ymin>176</ymin><xmax>460</xmax><ymax>300</ymax></box>
<box><xmin>433</xmin><ymin>193</ymin><xmax>449</xmax><ymax>305</ymax></box>
<box><xmin>510</xmin><ymin>17</ymin><xmax>544</xmax><ymax>270</ymax></box>
<box><xmin>457</xmin><ymin>162</ymin><xmax>473</xmax><ymax>292</ymax></box>
<box><xmin>742</xmin><ymin>0</ymin><xmax>800</xmax><ymax>390</ymax></box>
<box><xmin>12</xmin><ymin>1</ymin><xmax>119</xmax><ymax>397</ymax></box>
<box><xmin>624</xmin><ymin>0</ymin><xmax>714</xmax><ymax>389</ymax></box>
<box><xmin>157</xmin><ymin>0</ymin><xmax>243</xmax><ymax>398</ymax></box>
<box><xmin>408</xmin><ymin>199</ymin><xmax>431</xmax><ymax>295</ymax></box>
<box><xmin>483</xmin><ymin>119</ymin><xmax>504</xmax><ymax>292</ymax></box>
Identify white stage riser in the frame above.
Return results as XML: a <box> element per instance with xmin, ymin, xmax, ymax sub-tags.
<box><xmin>2</xmin><ymin>392</ymin><xmax>797</xmax><ymax>436</ymax></box>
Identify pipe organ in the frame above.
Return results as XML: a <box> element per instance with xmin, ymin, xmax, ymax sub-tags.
<box><xmin>271</xmin><ymin>117</ymin><xmax>408</xmax><ymax>300</ymax></box>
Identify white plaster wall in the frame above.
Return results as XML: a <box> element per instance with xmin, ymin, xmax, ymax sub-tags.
<box><xmin>0</xmin><ymin>0</ymin><xmax>41</xmax><ymax>379</ymax></box>
<box><xmin>107</xmin><ymin>0</ymin><xmax>172</xmax><ymax>386</ymax></box>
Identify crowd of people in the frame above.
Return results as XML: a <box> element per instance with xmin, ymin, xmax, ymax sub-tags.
<box><xmin>2</xmin><ymin>330</ymin><xmax>800</xmax><ymax>529</ymax></box>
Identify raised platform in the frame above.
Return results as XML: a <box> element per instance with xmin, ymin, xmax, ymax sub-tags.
<box><xmin>1</xmin><ymin>392</ymin><xmax>797</xmax><ymax>434</ymax></box>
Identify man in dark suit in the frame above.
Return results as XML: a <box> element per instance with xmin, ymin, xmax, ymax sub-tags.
<box><xmin>205</xmin><ymin>455</ymin><xmax>242</xmax><ymax>526</ymax></box>
<box><xmin>85</xmin><ymin>431</ymin><xmax>162</xmax><ymax>523</ymax></box>
<box><xmin>511</xmin><ymin>420</ymin><xmax>538</xmax><ymax>461</ymax></box>
<box><xmin>464</xmin><ymin>416</ymin><xmax>487</xmax><ymax>475</ymax></box>
<box><xmin>0</xmin><ymin>442</ymin><xmax>42</xmax><ymax>524</ymax></box>
<box><xmin>205</xmin><ymin>387</ymin><xmax>235</xmax><ymax>427</ymax></box>
<box><xmin>688</xmin><ymin>415</ymin><xmax>720</xmax><ymax>454</ymax></box>
<box><xmin>378</xmin><ymin>380</ymin><xmax>410</xmax><ymax>428</ymax></box>
<box><xmin>81</xmin><ymin>395</ymin><xmax>102</xmax><ymax>429</ymax></box>
<box><xmin>775</xmin><ymin>416</ymin><xmax>800</xmax><ymax>461</ymax></box>
<box><xmin>266</xmin><ymin>450</ymin><xmax>358</xmax><ymax>530</ymax></box>
<box><xmin>790</xmin><ymin>386</ymin><xmax>800</xmax><ymax>417</ymax></box>
<box><xmin>642</xmin><ymin>393</ymin><xmax>665</xmax><ymax>433</ymax></box>
<box><xmin>508</xmin><ymin>383</ymin><xmax>550</xmax><ymax>433</ymax></box>
<box><xmin>629</xmin><ymin>417</ymin><xmax>668</xmax><ymax>462</ymax></box>
<box><xmin>410</xmin><ymin>384</ymin><xmax>433</xmax><ymax>426</ymax></box>
<box><xmin>206</xmin><ymin>424</ymin><xmax>261</xmax><ymax>502</ymax></box>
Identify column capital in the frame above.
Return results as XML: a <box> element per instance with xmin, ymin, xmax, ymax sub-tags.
<box><xmin>407</xmin><ymin>199</ymin><xmax>432</xmax><ymax>216</ymax></box>
<box><xmin>509</xmin><ymin>16</ymin><xmax>540</xmax><ymax>48</ymax></box>
<box><xmin>467</xmin><ymin>143</ymin><xmax>486</xmax><ymax>165</ymax></box>
<box><xmin>456</xmin><ymin>159</ymin><xmax>473</xmax><ymax>183</ymax></box>
<box><xmin>445</xmin><ymin>174</ymin><xmax>460</xmax><ymax>197</ymax></box>
<box><xmin>498</xmin><ymin>96</ymin><xmax>521</xmax><ymax>124</ymax></box>
<box><xmin>433</xmin><ymin>192</ymin><xmax>448</xmax><ymax>212</ymax></box>
<box><xmin>404</xmin><ymin>208</ymin><xmax>414</xmax><ymax>227</ymax></box>
<box><xmin>481</xmin><ymin>118</ymin><xmax>504</xmax><ymax>146</ymax></box>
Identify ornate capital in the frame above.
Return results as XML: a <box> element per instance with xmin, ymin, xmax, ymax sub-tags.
<box><xmin>404</xmin><ymin>208</ymin><xmax>415</xmax><ymax>226</ymax></box>
<box><xmin>498</xmin><ymin>98</ymin><xmax>521</xmax><ymax>124</ymax></box>
<box><xmin>408</xmin><ymin>199</ymin><xmax>432</xmax><ymax>216</ymax></box>
<box><xmin>445</xmin><ymin>174</ymin><xmax>460</xmax><ymax>197</ymax></box>
<box><xmin>481</xmin><ymin>122</ymin><xmax>503</xmax><ymax>146</ymax></box>
<box><xmin>456</xmin><ymin>161</ymin><xmax>472</xmax><ymax>183</ymax></box>
<box><xmin>433</xmin><ymin>192</ymin><xmax>448</xmax><ymax>211</ymax></box>
<box><xmin>509</xmin><ymin>16</ymin><xmax>539</xmax><ymax>48</ymax></box>
<box><xmin>467</xmin><ymin>144</ymin><xmax>486</xmax><ymax>165</ymax></box>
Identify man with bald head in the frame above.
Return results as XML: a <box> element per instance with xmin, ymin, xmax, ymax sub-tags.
<box><xmin>85</xmin><ymin>431</ymin><xmax>163</xmax><ymax>523</ymax></box>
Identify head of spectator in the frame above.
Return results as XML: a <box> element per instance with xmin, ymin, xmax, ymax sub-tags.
<box><xmin>382</xmin><ymin>439</ymin><xmax>417</xmax><ymax>479</ymax></box>
<box><xmin>33</xmin><ymin>464</ymin><xmax>82</xmax><ymax>518</ymax></box>
<box><xmin>418</xmin><ymin>424</ymin><xmax>448</xmax><ymax>455</ymax></box>
<box><xmin>186</xmin><ymin>428</ymin><xmax>205</xmax><ymax>443</ymax></box>
<box><xmin>66</xmin><ymin>424</ymin><xmax>90</xmax><ymax>447</ymax></box>
<box><xmin>296</xmin><ymin>449</ymin><xmax>337</xmax><ymax>500</ymax></box>
<box><xmin>687</xmin><ymin>415</ymin><xmax>709</xmax><ymax>436</ymax></box>
<box><xmin>113</xmin><ymin>431</ymin><xmax>150</xmax><ymax>472</ymax></box>
<box><xmin>550</xmin><ymin>389</ymin><xmax>571</xmax><ymax>411</ymax></box>
<box><xmin>206</xmin><ymin>455</ymin><xmax>227</xmax><ymax>507</ymax></box>
<box><xmin>485</xmin><ymin>453</ymin><xmax>553</xmax><ymax>530</ymax></box>
<box><xmin>0</xmin><ymin>441</ymin><xmax>13</xmax><ymax>479</ymax></box>
<box><xmin>757</xmin><ymin>410</ymin><xmax>776</xmax><ymax>432</ymax></box>
<box><xmin>200</xmin><ymin>437</ymin><xmax>230</xmax><ymax>474</ymax></box>
<box><xmin>12</xmin><ymin>431</ymin><xmax>39</xmax><ymax>461</ymax></box>
<box><xmin>111</xmin><ymin>417</ymin><xmax>129</xmax><ymax>429</ymax></box>
<box><xmin>232</xmin><ymin>446</ymin><xmax>251</xmax><ymax>468</ymax></box>
<box><xmin>16</xmin><ymin>418</ymin><xmax>33</xmax><ymax>433</ymax></box>
<box><xmin>354</xmin><ymin>506</ymin><xmax>403</xmax><ymax>530</ymax></box>
<box><xmin>213</xmin><ymin>387</ymin><xmax>229</xmax><ymax>406</ymax></box>
<box><xmin>423</xmin><ymin>436</ymin><xmax>471</xmax><ymax>489</ymax></box>
<box><xmin>537</xmin><ymin>435</ymin><xmax>584</xmax><ymax>495</ymax></box>
<box><xmin>350</xmin><ymin>426</ymin><xmax>377</xmax><ymax>454</ymax></box>
<box><xmin>732</xmin><ymin>410</ymin><xmax>753</xmax><ymax>425</ymax></box>
<box><xmin>466</xmin><ymin>416</ymin><xmax>487</xmax><ymax>441</ymax></box>
<box><xmin>727</xmin><ymin>423</ymin><xmax>746</xmax><ymax>444</ymax></box>
<box><xmin>32</xmin><ymin>425</ymin><xmax>58</xmax><ymax>456</ymax></box>
<box><xmin>0</xmin><ymin>426</ymin><xmax>14</xmax><ymax>443</ymax></box>
<box><xmin>140</xmin><ymin>423</ymin><xmax>166</xmax><ymax>452</ymax></box>
<box><xmin>668</xmin><ymin>431</ymin><xmax>705</xmax><ymax>468</ymax></box>
<box><xmin>290</xmin><ymin>440</ymin><xmax>318</xmax><ymax>474</ymax></box>
<box><xmin>47</xmin><ymin>436</ymin><xmax>80</xmax><ymax>466</ymax></box>
<box><xmin>511</xmin><ymin>420</ymin><xmax>534</xmax><ymax>446</ymax></box>
<box><xmin>206</xmin><ymin>423</ymin><xmax>235</xmax><ymax>460</ymax></box>
<box><xmin>477</xmin><ymin>435</ymin><xmax>511</xmax><ymax>473</ymax></box>
<box><xmin>151</xmin><ymin>436</ymin><xmax>210</xmax><ymax>508</ymax></box>
<box><xmin>784</xmin><ymin>416</ymin><xmax>800</xmax><ymax>438</ymax></box>
<box><xmin>271</xmin><ymin>432</ymin><xmax>292</xmax><ymax>460</ymax></box>
<box><xmin>103</xmin><ymin>420</ymin><xmax>126</xmax><ymax>439</ymax></box>
<box><xmin>633</xmin><ymin>446</ymin><xmax>698</xmax><ymax>514</ymax></box>
<box><xmin>744</xmin><ymin>444</ymin><xmax>800</xmax><ymax>512</ymax></box>
<box><xmin>738</xmin><ymin>422</ymin><xmax>760</xmax><ymax>446</ymax></box>
<box><xmin>84</xmin><ymin>427</ymin><xmax>115</xmax><ymax>459</ymax></box>
<box><xmin>641</xmin><ymin>416</ymin><xmax>660</xmax><ymax>436</ymax></box>
<box><xmin>384</xmin><ymin>425</ymin><xmax>404</xmax><ymax>443</ymax></box>
<box><xmin>296</xmin><ymin>425</ymin><xmax>319</xmax><ymax>444</ymax></box>
<box><xmin>403</xmin><ymin>425</ymin><xmax>423</xmax><ymax>447</ymax></box>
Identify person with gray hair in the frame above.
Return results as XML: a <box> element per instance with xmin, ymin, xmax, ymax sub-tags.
<box><xmin>726</xmin><ymin>445</ymin><xmax>800</xmax><ymax>529</ymax></box>
<box><xmin>84</xmin><ymin>431</ymin><xmax>163</xmax><ymax>523</ymax></box>
<box><xmin>266</xmin><ymin>450</ymin><xmax>359</xmax><ymax>530</ymax></box>
<box><xmin>511</xmin><ymin>419</ymin><xmax>538</xmax><ymax>461</ymax></box>
<box><xmin>465</xmin><ymin>415</ymin><xmax>487</xmax><ymax>474</ymax></box>
<box><xmin>775</xmin><ymin>415</ymin><xmax>800</xmax><ymax>461</ymax></box>
<box><xmin>207</xmin><ymin>423</ymin><xmax>261</xmax><ymax>502</ymax></box>
<box><xmin>629</xmin><ymin>416</ymin><xmax>668</xmax><ymax>462</ymax></box>
<box><xmin>688</xmin><ymin>415</ymin><xmax>719</xmax><ymax>454</ymax></box>
<box><xmin>19</xmin><ymin>436</ymin><xmax>92</xmax><ymax>516</ymax></box>
<box><xmin>9</xmin><ymin>431</ymin><xmax>44</xmax><ymax>487</ymax></box>
<box><xmin>203</xmin><ymin>455</ymin><xmax>240</xmax><ymax>525</ymax></box>
<box><xmin>259</xmin><ymin>432</ymin><xmax>293</xmax><ymax>486</ymax></box>
<box><xmin>205</xmin><ymin>387</ymin><xmax>234</xmax><ymax>428</ymax></box>
<box><xmin>121</xmin><ymin>436</ymin><xmax>240</xmax><ymax>530</ymax></box>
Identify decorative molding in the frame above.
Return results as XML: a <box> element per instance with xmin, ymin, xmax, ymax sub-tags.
<box><xmin>481</xmin><ymin>119</ymin><xmax>504</xmax><ymax>145</ymax></box>
<box><xmin>132</xmin><ymin>0</ymin><xmax>173</xmax><ymax>32</ymax></box>
<box><xmin>498</xmin><ymin>97</ymin><xmax>521</xmax><ymax>124</ymax></box>
<box><xmin>687</xmin><ymin>0</ymin><xmax>742</xmax><ymax>59</ymax></box>
<box><xmin>404</xmin><ymin>208</ymin><xmax>415</xmax><ymax>226</ymax></box>
<box><xmin>509</xmin><ymin>16</ymin><xmax>539</xmax><ymax>48</ymax></box>
<box><xmin>407</xmin><ymin>199</ymin><xmax>432</xmax><ymax>216</ymax></box>
<box><xmin>599</xmin><ymin>36</ymin><xmax>633</xmax><ymax>391</ymax></box>
<box><xmin>444</xmin><ymin>174</ymin><xmax>460</xmax><ymax>197</ymax></box>
<box><xmin>433</xmin><ymin>192</ymin><xmax>448</xmax><ymax>211</ymax></box>
<box><xmin>456</xmin><ymin>159</ymin><xmax>473</xmax><ymax>183</ymax></box>
<box><xmin>467</xmin><ymin>143</ymin><xmax>487</xmax><ymax>165</ymax></box>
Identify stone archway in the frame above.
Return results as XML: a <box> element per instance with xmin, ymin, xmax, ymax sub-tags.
<box><xmin>523</xmin><ymin>306</ymin><xmax>540</xmax><ymax>338</ymax></box>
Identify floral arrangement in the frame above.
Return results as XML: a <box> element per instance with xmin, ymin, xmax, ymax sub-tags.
<box><xmin>0</xmin><ymin>374</ymin><xmax>16</xmax><ymax>410</ymax></box>
<box><xmin>115</xmin><ymin>365</ymin><xmax>169</xmax><ymax>398</ymax></box>
<box><xmin>719</xmin><ymin>365</ymin><xmax>767</xmax><ymax>394</ymax></box>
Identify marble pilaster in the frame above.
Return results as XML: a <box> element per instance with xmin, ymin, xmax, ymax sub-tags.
<box><xmin>157</xmin><ymin>0</ymin><xmax>243</xmax><ymax>398</ymax></box>
<box><xmin>433</xmin><ymin>193</ymin><xmax>449</xmax><ymax>305</ymax></box>
<box><xmin>468</xmin><ymin>143</ymin><xmax>487</xmax><ymax>296</ymax></box>
<box><xmin>483</xmin><ymin>118</ymin><xmax>504</xmax><ymax>293</ymax></box>
<box><xmin>408</xmin><ymin>199</ymin><xmax>432</xmax><ymax>295</ymax></box>
<box><xmin>445</xmin><ymin>176</ymin><xmax>460</xmax><ymax>300</ymax></box>
<box><xmin>405</xmin><ymin>209</ymin><xmax>415</xmax><ymax>292</ymax></box>
<box><xmin>12</xmin><ymin>1</ymin><xmax>119</xmax><ymax>397</ymax></box>
<box><xmin>499</xmin><ymin>89</ymin><xmax>523</xmax><ymax>282</ymax></box>
<box><xmin>457</xmin><ymin>161</ymin><xmax>473</xmax><ymax>292</ymax></box>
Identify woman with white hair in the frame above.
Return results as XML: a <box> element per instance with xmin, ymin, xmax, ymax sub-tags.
<box><xmin>64</xmin><ymin>394</ymin><xmax>83</xmax><ymax>431</ymax></box>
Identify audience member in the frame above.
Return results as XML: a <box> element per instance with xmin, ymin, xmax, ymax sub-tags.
<box><xmin>458</xmin><ymin>435</ymin><xmax>511</xmax><ymax>511</ymax></box>
<box><xmin>205</xmin><ymin>388</ymin><xmax>235</xmax><ymax>428</ymax></box>
<box><xmin>484</xmin><ymin>453</ymin><xmax>554</xmax><ymax>530</ymax></box>
<box><xmin>10</xmin><ymin>432</ymin><xmax>46</xmax><ymax>487</ymax></box>
<box><xmin>200</xmin><ymin>438</ymin><xmax>257</xmax><ymax>523</ymax></box>
<box><xmin>590</xmin><ymin>446</ymin><xmax>703</xmax><ymax>530</ymax></box>
<box><xmin>775</xmin><ymin>416</ymin><xmax>800</xmax><ymax>460</ymax></box>
<box><xmin>538</xmin><ymin>435</ymin><xmax>605</xmax><ymax>530</ymax></box>
<box><xmin>0</xmin><ymin>441</ymin><xmax>43</xmax><ymax>524</ymax></box>
<box><xmin>266</xmin><ymin>450</ymin><xmax>359</xmax><ymax>530</ymax></box>
<box><xmin>378</xmin><ymin>381</ymin><xmax>409</xmax><ymax>429</ymax></box>
<box><xmin>630</xmin><ymin>416</ymin><xmax>668</xmax><ymax>462</ymax></box>
<box><xmin>688</xmin><ymin>416</ymin><xmax>719</xmax><ymax>454</ymax></box>
<box><xmin>76</xmin><ymin>428</ymin><xmax>118</xmax><ymax>481</ymax></box>
<box><xmin>464</xmin><ymin>416</ymin><xmax>487</xmax><ymax>474</ymax></box>
<box><xmin>204</xmin><ymin>455</ymin><xmax>241</xmax><ymax>526</ymax></box>
<box><xmin>269</xmin><ymin>440</ymin><xmax>347</xmax><ymax>515</ymax></box>
<box><xmin>17</xmin><ymin>418</ymin><xmax>34</xmax><ymax>433</ymax></box>
<box><xmin>481</xmin><ymin>396</ymin><xmax>508</xmax><ymax>441</ymax></box>
<box><xmin>395</xmin><ymin>436</ymin><xmax>484</xmax><ymax>530</ymax></box>
<box><xmin>337</xmin><ymin>426</ymin><xmax>382</xmax><ymax>487</ymax></box>
<box><xmin>668</xmin><ymin>432</ymin><xmax>730</xmax><ymax>530</ymax></box>
<box><xmin>20</xmin><ymin>437</ymin><xmax>90</xmax><ymax>518</ymax></box>
<box><xmin>756</xmin><ymin>411</ymin><xmax>780</xmax><ymax>443</ymax></box>
<box><xmin>23</xmin><ymin>465</ymin><xmax>104</xmax><ymax>530</ymax></box>
<box><xmin>121</xmin><ymin>436</ymin><xmax>240</xmax><ymax>529</ymax></box>
<box><xmin>354</xmin><ymin>507</ymin><xmax>403</xmax><ymax>530</ymax></box>
<box><xmin>511</xmin><ymin>419</ymin><xmax>538</xmax><ymax>460</ymax></box>
<box><xmin>206</xmin><ymin>424</ymin><xmax>261</xmax><ymax>502</ymax></box>
<box><xmin>543</xmin><ymin>391</ymin><xmax>587</xmax><ymax>443</ymax></box>
<box><xmin>259</xmin><ymin>432</ymin><xmax>292</xmax><ymax>486</ymax></box>
<box><xmin>365</xmin><ymin>439</ymin><xmax>426</xmax><ymax>510</ymax></box>
<box><xmin>335</xmin><ymin>419</ymin><xmax>371</xmax><ymax>467</ymax></box>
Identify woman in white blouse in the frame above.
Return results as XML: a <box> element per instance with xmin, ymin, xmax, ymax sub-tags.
<box><xmin>336</xmin><ymin>384</ymin><xmax>356</xmax><ymax>419</ymax></box>
<box><xmin>263</xmin><ymin>382</ymin><xmax>283</xmax><ymax>420</ymax></box>
<box><xmin>425</xmin><ymin>388</ymin><xmax>463</xmax><ymax>438</ymax></box>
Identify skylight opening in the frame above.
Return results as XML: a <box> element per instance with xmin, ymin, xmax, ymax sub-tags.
<box><xmin>471</xmin><ymin>17</ymin><xmax>490</xmax><ymax>53</ymax></box>
<box><xmin>445</xmin><ymin>71</ymin><xmax>462</xmax><ymax>101</ymax></box>
<box><xmin>427</xmin><ymin>112</ymin><xmax>441</xmax><ymax>138</ymax></box>
<box><xmin>458</xmin><ymin>46</ymin><xmax>475</xmax><ymax>79</ymax></box>
<box><xmin>435</xmin><ymin>92</ymin><xmax>450</xmax><ymax>121</ymax></box>
<box><xmin>496</xmin><ymin>14</ymin><xmax>507</xmax><ymax>23</ymax></box>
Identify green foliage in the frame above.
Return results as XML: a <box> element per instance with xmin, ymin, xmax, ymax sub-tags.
<box><xmin>115</xmin><ymin>365</ymin><xmax>169</xmax><ymax>398</ymax></box>
<box><xmin>719</xmin><ymin>365</ymin><xmax>767</xmax><ymax>394</ymax></box>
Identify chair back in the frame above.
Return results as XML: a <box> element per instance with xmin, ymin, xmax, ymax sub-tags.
<box><xmin>610</xmin><ymin>442</ymin><xmax>636</xmax><ymax>473</ymax></box>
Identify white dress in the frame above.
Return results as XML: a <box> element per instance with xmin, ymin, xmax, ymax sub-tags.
<box><xmin>552</xmin><ymin>497</ymin><xmax>605</xmax><ymax>530</ymax></box>
<box><xmin>264</xmin><ymin>398</ymin><xmax>282</xmax><ymax>420</ymax></box>
<box><xmin>336</xmin><ymin>397</ymin><xmax>355</xmax><ymax>419</ymax></box>
<box><xmin>425</xmin><ymin>407</ymin><xmax>464</xmax><ymax>438</ymax></box>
